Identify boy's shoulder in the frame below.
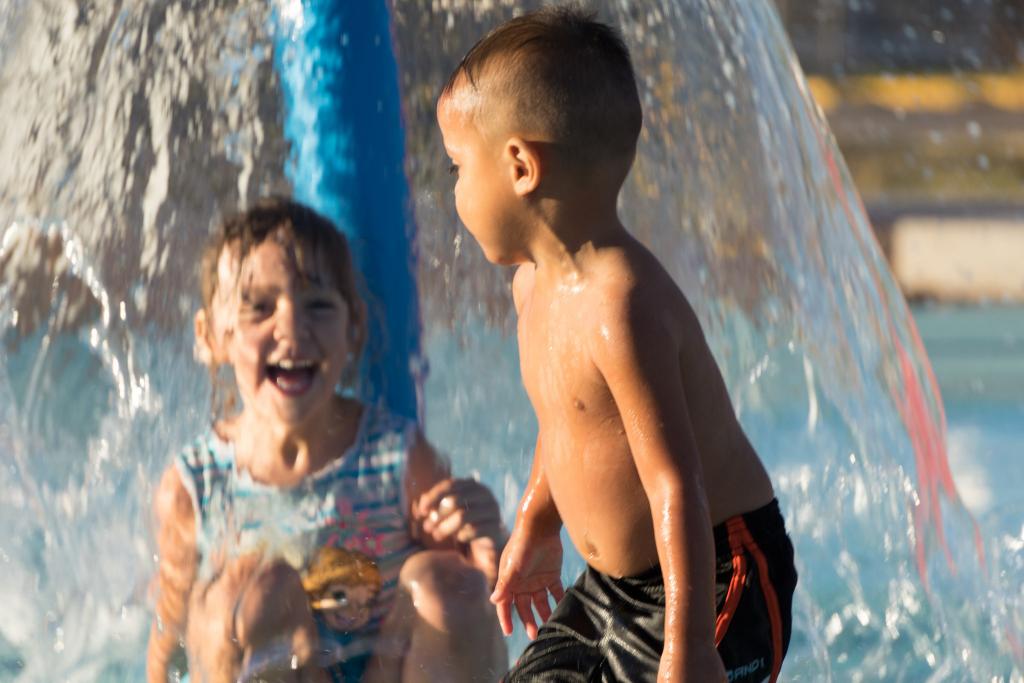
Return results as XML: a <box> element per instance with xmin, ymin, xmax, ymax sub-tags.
<box><xmin>512</xmin><ymin>263</ymin><xmax>535</xmax><ymax>314</ymax></box>
<box><xmin>591</xmin><ymin>241</ymin><xmax>683</xmax><ymax>312</ymax></box>
<box><xmin>586</xmin><ymin>242</ymin><xmax>700</xmax><ymax>353</ymax></box>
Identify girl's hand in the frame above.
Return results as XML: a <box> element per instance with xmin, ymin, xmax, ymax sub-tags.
<box><xmin>414</xmin><ymin>477</ymin><xmax>507</xmax><ymax>584</ymax></box>
<box><xmin>489</xmin><ymin>524</ymin><xmax>564</xmax><ymax>640</ymax></box>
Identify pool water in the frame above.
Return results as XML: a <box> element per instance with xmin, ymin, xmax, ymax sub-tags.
<box><xmin>0</xmin><ymin>0</ymin><xmax>1021</xmax><ymax>680</ymax></box>
<box><xmin>915</xmin><ymin>305</ymin><xmax>1024</xmax><ymax>537</ymax></box>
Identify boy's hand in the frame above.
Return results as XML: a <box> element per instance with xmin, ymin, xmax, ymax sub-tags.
<box><xmin>490</xmin><ymin>524</ymin><xmax>565</xmax><ymax>640</ymax></box>
<box><xmin>414</xmin><ymin>477</ymin><xmax>506</xmax><ymax>584</ymax></box>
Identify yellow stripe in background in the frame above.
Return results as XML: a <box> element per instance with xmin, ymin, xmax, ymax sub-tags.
<box><xmin>806</xmin><ymin>72</ymin><xmax>1024</xmax><ymax>113</ymax></box>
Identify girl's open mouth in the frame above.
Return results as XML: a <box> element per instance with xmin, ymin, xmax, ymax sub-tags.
<box><xmin>267</xmin><ymin>359</ymin><xmax>317</xmax><ymax>396</ymax></box>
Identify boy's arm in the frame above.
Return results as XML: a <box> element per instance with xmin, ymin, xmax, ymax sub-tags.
<box><xmin>147</xmin><ymin>466</ymin><xmax>198</xmax><ymax>683</ymax></box>
<box><xmin>491</xmin><ymin>435</ymin><xmax>565</xmax><ymax>639</ymax></box>
<box><xmin>592</xmin><ymin>298</ymin><xmax>724</xmax><ymax>682</ymax></box>
<box><xmin>514</xmin><ymin>435</ymin><xmax>561</xmax><ymax>536</ymax></box>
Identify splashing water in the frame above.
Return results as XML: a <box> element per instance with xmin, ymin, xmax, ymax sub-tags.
<box><xmin>0</xmin><ymin>0</ymin><xmax>1020</xmax><ymax>681</ymax></box>
<box><xmin>398</xmin><ymin>2</ymin><xmax>1022</xmax><ymax>677</ymax></box>
<box><xmin>0</xmin><ymin>2</ymin><xmax>286</xmax><ymax>679</ymax></box>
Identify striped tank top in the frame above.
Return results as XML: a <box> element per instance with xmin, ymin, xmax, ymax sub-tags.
<box><xmin>175</xmin><ymin>403</ymin><xmax>420</xmax><ymax>676</ymax></box>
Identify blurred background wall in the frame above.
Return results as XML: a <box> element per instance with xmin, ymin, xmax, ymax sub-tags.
<box><xmin>777</xmin><ymin>0</ymin><xmax>1024</xmax><ymax>303</ymax></box>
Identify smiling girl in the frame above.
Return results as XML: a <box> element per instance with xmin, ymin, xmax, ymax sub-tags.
<box><xmin>146</xmin><ymin>198</ymin><xmax>506</xmax><ymax>683</ymax></box>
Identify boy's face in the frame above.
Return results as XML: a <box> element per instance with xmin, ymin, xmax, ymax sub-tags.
<box><xmin>437</xmin><ymin>90</ymin><xmax>525</xmax><ymax>265</ymax></box>
<box><xmin>221</xmin><ymin>238</ymin><xmax>352</xmax><ymax>427</ymax></box>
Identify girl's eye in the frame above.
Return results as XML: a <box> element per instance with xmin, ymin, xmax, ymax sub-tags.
<box><xmin>243</xmin><ymin>300</ymin><xmax>271</xmax><ymax>316</ymax></box>
<box><xmin>448</xmin><ymin>163</ymin><xmax>459</xmax><ymax>176</ymax></box>
<box><xmin>308</xmin><ymin>298</ymin><xmax>336</xmax><ymax>311</ymax></box>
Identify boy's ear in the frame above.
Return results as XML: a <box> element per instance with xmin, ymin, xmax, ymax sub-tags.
<box><xmin>505</xmin><ymin>136</ymin><xmax>541</xmax><ymax>197</ymax></box>
<box><xmin>193</xmin><ymin>309</ymin><xmax>216</xmax><ymax>366</ymax></box>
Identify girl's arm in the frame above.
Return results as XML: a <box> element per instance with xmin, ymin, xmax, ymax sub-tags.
<box><xmin>404</xmin><ymin>430</ymin><xmax>453</xmax><ymax>517</ymax></box>
<box><xmin>146</xmin><ymin>466</ymin><xmax>198</xmax><ymax>683</ymax></box>
<box><xmin>404</xmin><ymin>431</ymin><xmax>507</xmax><ymax>583</ymax></box>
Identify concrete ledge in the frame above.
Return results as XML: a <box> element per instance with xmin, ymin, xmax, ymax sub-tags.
<box><xmin>889</xmin><ymin>217</ymin><xmax>1024</xmax><ymax>302</ymax></box>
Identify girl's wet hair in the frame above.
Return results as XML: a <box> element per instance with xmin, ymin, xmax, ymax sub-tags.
<box><xmin>199</xmin><ymin>197</ymin><xmax>368</xmax><ymax>402</ymax></box>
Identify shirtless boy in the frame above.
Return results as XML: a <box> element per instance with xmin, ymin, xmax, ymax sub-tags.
<box><xmin>436</xmin><ymin>7</ymin><xmax>798</xmax><ymax>682</ymax></box>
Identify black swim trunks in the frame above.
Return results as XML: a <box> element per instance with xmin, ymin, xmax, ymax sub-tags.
<box><xmin>504</xmin><ymin>499</ymin><xmax>797</xmax><ymax>683</ymax></box>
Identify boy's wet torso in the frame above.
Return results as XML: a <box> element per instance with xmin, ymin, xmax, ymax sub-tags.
<box><xmin>515</xmin><ymin>237</ymin><xmax>776</xmax><ymax>579</ymax></box>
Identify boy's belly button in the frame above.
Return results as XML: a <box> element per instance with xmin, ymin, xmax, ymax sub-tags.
<box><xmin>573</xmin><ymin>397</ymin><xmax>585</xmax><ymax>411</ymax></box>
<box><xmin>583</xmin><ymin>535</ymin><xmax>599</xmax><ymax>562</ymax></box>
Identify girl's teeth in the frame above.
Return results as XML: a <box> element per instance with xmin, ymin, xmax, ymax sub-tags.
<box><xmin>267</xmin><ymin>362</ymin><xmax>316</xmax><ymax>395</ymax></box>
<box><xmin>277</xmin><ymin>359</ymin><xmax>314</xmax><ymax>370</ymax></box>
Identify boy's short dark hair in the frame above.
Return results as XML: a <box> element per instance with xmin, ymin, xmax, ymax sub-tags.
<box><xmin>200</xmin><ymin>197</ymin><xmax>367</xmax><ymax>360</ymax></box>
<box><xmin>443</xmin><ymin>4</ymin><xmax>642</xmax><ymax>164</ymax></box>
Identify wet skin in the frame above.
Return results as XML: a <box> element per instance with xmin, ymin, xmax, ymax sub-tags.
<box><xmin>437</xmin><ymin>93</ymin><xmax>774</xmax><ymax>581</ymax></box>
<box><xmin>512</xmin><ymin>242</ymin><xmax>776</xmax><ymax>579</ymax></box>
<box><xmin>439</xmin><ymin>87</ymin><xmax>774</xmax><ymax>681</ymax></box>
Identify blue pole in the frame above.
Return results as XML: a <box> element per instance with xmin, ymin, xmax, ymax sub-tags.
<box><xmin>276</xmin><ymin>0</ymin><xmax>421</xmax><ymax>421</ymax></box>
